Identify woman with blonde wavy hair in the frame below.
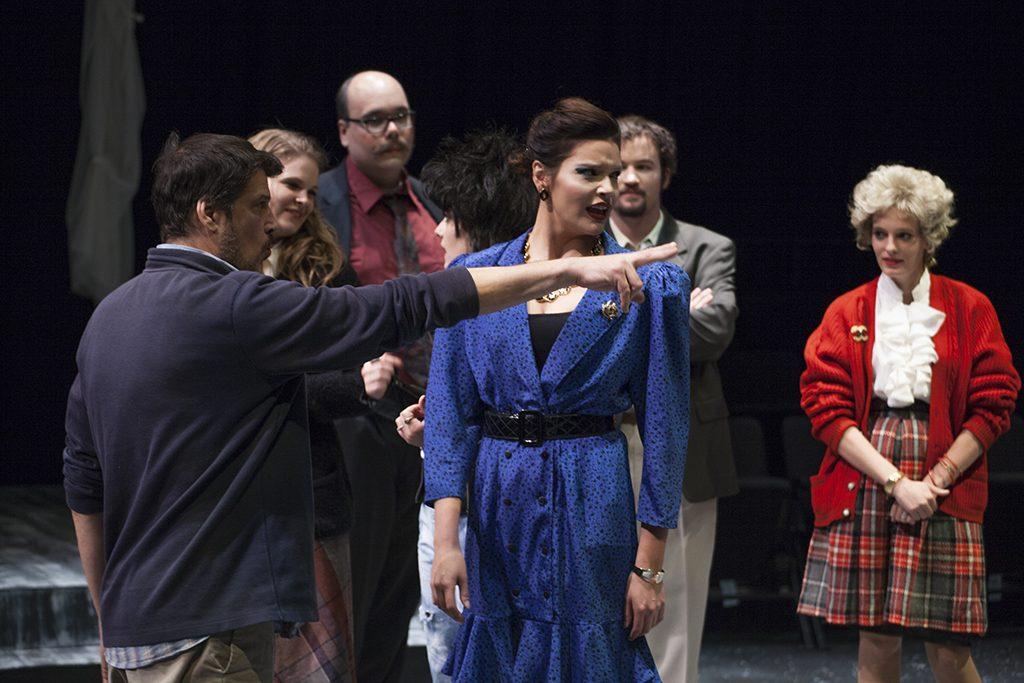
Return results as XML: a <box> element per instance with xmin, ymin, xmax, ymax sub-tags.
<box><xmin>797</xmin><ymin>164</ymin><xmax>1019</xmax><ymax>682</ymax></box>
<box><xmin>249</xmin><ymin>128</ymin><xmax>348</xmax><ymax>287</ymax></box>
<box><xmin>249</xmin><ymin>127</ymin><xmax>362</xmax><ymax>683</ymax></box>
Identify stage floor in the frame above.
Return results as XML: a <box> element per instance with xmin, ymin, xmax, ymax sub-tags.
<box><xmin>5</xmin><ymin>632</ymin><xmax>1023</xmax><ymax>683</ymax></box>
<box><xmin>4</xmin><ymin>486</ymin><xmax>1022</xmax><ymax>681</ymax></box>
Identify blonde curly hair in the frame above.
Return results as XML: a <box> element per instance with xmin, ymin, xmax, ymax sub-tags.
<box><xmin>248</xmin><ymin>128</ymin><xmax>345</xmax><ymax>287</ymax></box>
<box><xmin>849</xmin><ymin>164</ymin><xmax>957</xmax><ymax>268</ymax></box>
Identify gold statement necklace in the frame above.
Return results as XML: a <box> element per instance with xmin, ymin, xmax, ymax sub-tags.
<box><xmin>523</xmin><ymin>235</ymin><xmax>604</xmax><ymax>303</ymax></box>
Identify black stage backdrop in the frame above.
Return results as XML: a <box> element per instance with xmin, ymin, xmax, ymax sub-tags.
<box><xmin>4</xmin><ymin>2</ymin><xmax>1022</xmax><ymax>485</ymax></box>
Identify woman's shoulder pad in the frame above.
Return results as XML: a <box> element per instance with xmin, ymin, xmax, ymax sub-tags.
<box><xmin>448</xmin><ymin>237</ymin><xmax>523</xmax><ymax>269</ymax></box>
<box><xmin>639</xmin><ymin>259</ymin><xmax>689</xmax><ymax>295</ymax></box>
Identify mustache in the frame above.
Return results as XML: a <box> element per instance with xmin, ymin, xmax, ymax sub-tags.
<box><xmin>374</xmin><ymin>141</ymin><xmax>409</xmax><ymax>154</ymax></box>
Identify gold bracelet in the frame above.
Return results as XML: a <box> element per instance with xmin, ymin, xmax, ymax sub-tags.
<box><xmin>943</xmin><ymin>456</ymin><xmax>962</xmax><ymax>478</ymax></box>
<box><xmin>936</xmin><ymin>458</ymin><xmax>958</xmax><ymax>483</ymax></box>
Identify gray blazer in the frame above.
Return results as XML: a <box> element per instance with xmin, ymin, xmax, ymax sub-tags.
<box><xmin>658</xmin><ymin>213</ymin><xmax>739</xmax><ymax>502</ymax></box>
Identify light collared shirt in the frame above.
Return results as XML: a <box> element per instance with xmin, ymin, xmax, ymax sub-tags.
<box><xmin>156</xmin><ymin>243</ymin><xmax>238</xmax><ymax>271</ymax></box>
<box><xmin>609</xmin><ymin>211</ymin><xmax>665</xmax><ymax>251</ymax></box>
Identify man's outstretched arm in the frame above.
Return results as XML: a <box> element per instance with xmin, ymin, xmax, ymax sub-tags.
<box><xmin>470</xmin><ymin>242</ymin><xmax>679</xmax><ymax>315</ymax></box>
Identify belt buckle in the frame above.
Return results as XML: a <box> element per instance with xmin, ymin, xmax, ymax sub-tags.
<box><xmin>517</xmin><ymin>410</ymin><xmax>545</xmax><ymax>446</ymax></box>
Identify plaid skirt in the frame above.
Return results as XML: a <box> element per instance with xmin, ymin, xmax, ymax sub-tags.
<box><xmin>274</xmin><ymin>535</ymin><xmax>357</xmax><ymax>682</ymax></box>
<box><xmin>797</xmin><ymin>410</ymin><xmax>987</xmax><ymax>637</ymax></box>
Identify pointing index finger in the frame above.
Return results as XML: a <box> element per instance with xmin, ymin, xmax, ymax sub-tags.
<box><xmin>627</xmin><ymin>242</ymin><xmax>677</xmax><ymax>266</ymax></box>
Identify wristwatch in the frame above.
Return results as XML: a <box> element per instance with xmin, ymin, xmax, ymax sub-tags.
<box><xmin>883</xmin><ymin>470</ymin><xmax>905</xmax><ymax>496</ymax></box>
<box><xmin>631</xmin><ymin>565</ymin><xmax>665</xmax><ymax>585</ymax></box>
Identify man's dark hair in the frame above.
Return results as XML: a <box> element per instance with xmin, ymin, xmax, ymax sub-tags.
<box><xmin>421</xmin><ymin>129</ymin><xmax>538</xmax><ymax>251</ymax></box>
<box><xmin>151</xmin><ymin>132</ymin><xmax>282</xmax><ymax>241</ymax></box>
<box><xmin>335</xmin><ymin>75</ymin><xmax>355</xmax><ymax>120</ymax></box>
<box><xmin>617</xmin><ymin>114</ymin><xmax>678</xmax><ymax>181</ymax></box>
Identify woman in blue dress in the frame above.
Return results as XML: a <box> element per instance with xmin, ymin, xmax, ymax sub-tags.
<box><xmin>424</xmin><ymin>98</ymin><xmax>691</xmax><ymax>682</ymax></box>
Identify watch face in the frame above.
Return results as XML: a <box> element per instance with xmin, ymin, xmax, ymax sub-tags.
<box><xmin>642</xmin><ymin>569</ymin><xmax>664</xmax><ymax>584</ymax></box>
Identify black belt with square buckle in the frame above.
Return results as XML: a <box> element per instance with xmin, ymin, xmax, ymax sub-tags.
<box><xmin>483</xmin><ymin>410</ymin><xmax>614</xmax><ymax>446</ymax></box>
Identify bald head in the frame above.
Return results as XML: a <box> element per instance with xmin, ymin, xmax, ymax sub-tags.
<box><xmin>336</xmin><ymin>71</ymin><xmax>407</xmax><ymax>120</ymax></box>
<box><xmin>336</xmin><ymin>71</ymin><xmax>415</xmax><ymax>188</ymax></box>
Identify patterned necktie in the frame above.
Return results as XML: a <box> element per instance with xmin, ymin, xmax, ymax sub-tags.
<box><xmin>383</xmin><ymin>194</ymin><xmax>420</xmax><ymax>276</ymax></box>
<box><xmin>382</xmin><ymin>193</ymin><xmax>430</xmax><ymax>388</ymax></box>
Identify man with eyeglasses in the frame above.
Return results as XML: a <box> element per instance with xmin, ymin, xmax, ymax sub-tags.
<box><xmin>317</xmin><ymin>70</ymin><xmax>445</xmax><ymax>682</ymax></box>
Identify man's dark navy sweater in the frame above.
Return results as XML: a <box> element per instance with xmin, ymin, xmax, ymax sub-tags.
<box><xmin>62</xmin><ymin>248</ymin><xmax>478</xmax><ymax>646</ymax></box>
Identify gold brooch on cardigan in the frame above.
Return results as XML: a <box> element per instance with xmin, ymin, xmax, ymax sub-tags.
<box><xmin>850</xmin><ymin>325</ymin><xmax>868</xmax><ymax>343</ymax></box>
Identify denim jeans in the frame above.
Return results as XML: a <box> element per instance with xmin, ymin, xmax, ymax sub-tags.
<box><xmin>417</xmin><ymin>503</ymin><xmax>468</xmax><ymax>682</ymax></box>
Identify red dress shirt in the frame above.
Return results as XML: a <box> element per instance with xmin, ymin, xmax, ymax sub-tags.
<box><xmin>800</xmin><ymin>274</ymin><xmax>1020</xmax><ymax>526</ymax></box>
<box><xmin>345</xmin><ymin>157</ymin><xmax>444</xmax><ymax>284</ymax></box>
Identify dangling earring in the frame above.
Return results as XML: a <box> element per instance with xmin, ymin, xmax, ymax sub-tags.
<box><xmin>538</xmin><ymin>187</ymin><xmax>550</xmax><ymax>201</ymax></box>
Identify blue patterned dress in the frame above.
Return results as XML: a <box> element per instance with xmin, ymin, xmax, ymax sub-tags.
<box><xmin>424</xmin><ymin>232</ymin><xmax>690</xmax><ymax>682</ymax></box>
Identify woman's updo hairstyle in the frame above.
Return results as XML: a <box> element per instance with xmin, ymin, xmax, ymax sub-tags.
<box><xmin>518</xmin><ymin>97</ymin><xmax>620</xmax><ymax>173</ymax></box>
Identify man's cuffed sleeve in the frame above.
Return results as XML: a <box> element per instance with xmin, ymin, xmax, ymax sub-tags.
<box><xmin>63</xmin><ymin>374</ymin><xmax>103</xmax><ymax>514</ymax></box>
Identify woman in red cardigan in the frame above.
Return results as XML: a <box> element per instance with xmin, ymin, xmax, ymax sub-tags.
<box><xmin>797</xmin><ymin>164</ymin><xmax>1020</xmax><ymax>683</ymax></box>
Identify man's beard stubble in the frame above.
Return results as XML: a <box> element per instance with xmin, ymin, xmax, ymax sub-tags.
<box><xmin>614</xmin><ymin>195</ymin><xmax>647</xmax><ymax>218</ymax></box>
<box><xmin>218</xmin><ymin>221</ymin><xmax>264</xmax><ymax>272</ymax></box>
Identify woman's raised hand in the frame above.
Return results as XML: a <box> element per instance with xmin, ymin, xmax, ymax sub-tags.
<box><xmin>395</xmin><ymin>395</ymin><xmax>426</xmax><ymax>447</ymax></box>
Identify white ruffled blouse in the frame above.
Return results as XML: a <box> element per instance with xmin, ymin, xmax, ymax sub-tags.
<box><xmin>872</xmin><ymin>270</ymin><xmax>946</xmax><ymax>407</ymax></box>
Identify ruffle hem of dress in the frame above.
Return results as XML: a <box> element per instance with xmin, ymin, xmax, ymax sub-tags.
<box><xmin>442</xmin><ymin>612</ymin><xmax>660</xmax><ymax>682</ymax></box>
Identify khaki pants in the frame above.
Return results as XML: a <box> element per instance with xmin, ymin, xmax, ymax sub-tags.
<box><xmin>109</xmin><ymin>622</ymin><xmax>275</xmax><ymax>683</ymax></box>
<box><xmin>624</xmin><ymin>417</ymin><xmax>717</xmax><ymax>683</ymax></box>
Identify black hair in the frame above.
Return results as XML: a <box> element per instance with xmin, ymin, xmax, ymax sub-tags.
<box><xmin>421</xmin><ymin>128</ymin><xmax>538</xmax><ymax>251</ymax></box>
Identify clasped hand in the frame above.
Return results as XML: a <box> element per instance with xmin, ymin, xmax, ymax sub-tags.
<box><xmin>889</xmin><ymin>475</ymin><xmax>949</xmax><ymax>525</ymax></box>
<box><xmin>360</xmin><ymin>352</ymin><xmax>403</xmax><ymax>400</ymax></box>
<box><xmin>690</xmin><ymin>287</ymin><xmax>713</xmax><ymax>313</ymax></box>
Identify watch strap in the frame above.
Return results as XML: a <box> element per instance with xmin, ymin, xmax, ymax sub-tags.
<box><xmin>631</xmin><ymin>565</ymin><xmax>664</xmax><ymax>584</ymax></box>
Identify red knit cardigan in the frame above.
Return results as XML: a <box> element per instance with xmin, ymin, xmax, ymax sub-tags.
<box><xmin>800</xmin><ymin>274</ymin><xmax>1020</xmax><ymax>527</ymax></box>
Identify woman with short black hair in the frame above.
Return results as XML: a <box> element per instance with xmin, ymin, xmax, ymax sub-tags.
<box><xmin>394</xmin><ymin>127</ymin><xmax>536</xmax><ymax>682</ymax></box>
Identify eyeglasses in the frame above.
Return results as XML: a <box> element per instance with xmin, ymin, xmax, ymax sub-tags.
<box><xmin>343</xmin><ymin>109</ymin><xmax>415</xmax><ymax>136</ymax></box>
